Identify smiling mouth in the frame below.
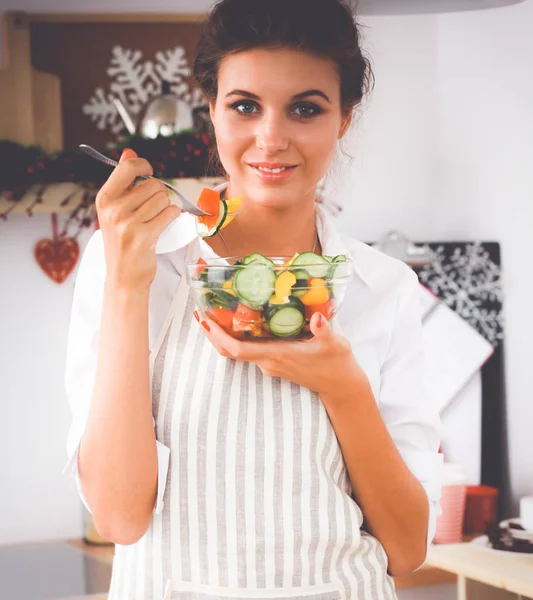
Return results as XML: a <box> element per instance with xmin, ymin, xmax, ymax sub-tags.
<box><xmin>249</xmin><ymin>165</ymin><xmax>298</xmax><ymax>173</ymax></box>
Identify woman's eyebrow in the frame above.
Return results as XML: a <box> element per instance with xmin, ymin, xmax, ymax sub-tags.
<box><xmin>225</xmin><ymin>89</ymin><xmax>332</xmax><ymax>103</ymax></box>
<box><xmin>225</xmin><ymin>90</ymin><xmax>260</xmax><ymax>100</ymax></box>
<box><xmin>292</xmin><ymin>90</ymin><xmax>331</xmax><ymax>103</ymax></box>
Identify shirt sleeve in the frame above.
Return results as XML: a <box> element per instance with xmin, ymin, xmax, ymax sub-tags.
<box><xmin>378</xmin><ymin>265</ymin><xmax>444</xmax><ymax>563</ymax></box>
<box><xmin>62</xmin><ymin>229</ymin><xmax>170</xmax><ymax>516</ymax></box>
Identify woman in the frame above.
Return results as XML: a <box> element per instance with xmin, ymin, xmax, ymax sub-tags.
<box><xmin>64</xmin><ymin>0</ymin><xmax>443</xmax><ymax>598</ymax></box>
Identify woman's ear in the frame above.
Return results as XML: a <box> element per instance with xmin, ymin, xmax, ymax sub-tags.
<box><xmin>209</xmin><ymin>100</ymin><xmax>216</xmax><ymax>123</ymax></box>
<box><xmin>338</xmin><ymin>114</ymin><xmax>352</xmax><ymax>140</ymax></box>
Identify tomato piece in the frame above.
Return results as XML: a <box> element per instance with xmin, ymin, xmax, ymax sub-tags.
<box><xmin>233</xmin><ymin>303</ymin><xmax>263</xmax><ymax>332</ymax></box>
<box><xmin>197</xmin><ymin>188</ymin><xmax>221</xmax><ymax>233</ymax></box>
<box><xmin>305</xmin><ymin>299</ymin><xmax>335</xmax><ymax>321</ymax></box>
<box><xmin>235</xmin><ymin>304</ymin><xmax>262</xmax><ymax>321</ymax></box>
<box><xmin>206</xmin><ymin>307</ymin><xmax>235</xmax><ymax>332</ymax></box>
<box><xmin>195</xmin><ymin>257</ymin><xmax>208</xmax><ymax>277</ymax></box>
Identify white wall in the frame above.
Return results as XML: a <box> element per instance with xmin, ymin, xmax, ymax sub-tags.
<box><xmin>332</xmin><ymin>0</ymin><xmax>533</xmax><ymax>520</ymax></box>
<box><xmin>0</xmin><ymin>217</ymin><xmax>92</xmax><ymax>544</ymax></box>
<box><xmin>436</xmin><ymin>2</ymin><xmax>533</xmax><ymax>513</ymax></box>
<box><xmin>327</xmin><ymin>12</ymin><xmax>439</xmax><ymax>238</ymax></box>
<box><xmin>328</xmin><ymin>0</ymin><xmax>533</xmax><ymax>519</ymax></box>
<box><xmin>0</xmin><ymin>0</ymin><xmax>531</xmax><ymax>547</ymax></box>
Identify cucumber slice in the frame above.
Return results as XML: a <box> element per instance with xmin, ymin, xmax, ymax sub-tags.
<box><xmin>233</xmin><ymin>264</ymin><xmax>276</xmax><ymax>310</ymax></box>
<box><xmin>195</xmin><ymin>198</ymin><xmax>228</xmax><ymax>238</ymax></box>
<box><xmin>288</xmin><ymin>268</ymin><xmax>310</xmax><ymax>297</ymax></box>
<box><xmin>265</xmin><ymin>296</ymin><xmax>305</xmax><ymax>319</ymax></box>
<box><xmin>323</xmin><ymin>255</ymin><xmax>348</xmax><ymax>280</ymax></box>
<box><xmin>325</xmin><ymin>256</ymin><xmax>350</xmax><ymax>298</ymax></box>
<box><xmin>242</xmin><ymin>253</ymin><xmax>275</xmax><ymax>268</ymax></box>
<box><xmin>291</xmin><ymin>281</ymin><xmax>308</xmax><ymax>298</ymax></box>
<box><xmin>266</xmin><ymin>302</ymin><xmax>306</xmax><ymax>337</ymax></box>
<box><xmin>288</xmin><ymin>268</ymin><xmax>310</xmax><ymax>280</ymax></box>
<box><xmin>212</xmin><ymin>289</ymin><xmax>239</xmax><ymax>310</ymax></box>
<box><xmin>329</xmin><ymin>255</ymin><xmax>350</xmax><ymax>280</ymax></box>
<box><xmin>291</xmin><ymin>252</ymin><xmax>331</xmax><ymax>279</ymax></box>
<box><xmin>201</xmin><ymin>290</ymin><xmax>238</xmax><ymax>311</ymax></box>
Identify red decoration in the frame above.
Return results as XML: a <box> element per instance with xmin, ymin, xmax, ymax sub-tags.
<box><xmin>34</xmin><ymin>213</ymin><xmax>80</xmax><ymax>284</ymax></box>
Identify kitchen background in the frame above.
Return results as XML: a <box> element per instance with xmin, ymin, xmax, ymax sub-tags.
<box><xmin>0</xmin><ymin>0</ymin><xmax>531</xmax><ymax>599</ymax></box>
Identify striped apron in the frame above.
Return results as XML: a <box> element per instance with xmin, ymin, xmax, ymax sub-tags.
<box><xmin>107</xmin><ymin>239</ymin><xmax>397</xmax><ymax>600</ymax></box>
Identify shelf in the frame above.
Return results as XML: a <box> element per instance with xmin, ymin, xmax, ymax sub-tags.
<box><xmin>0</xmin><ymin>177</ymin><xmax>225</xmax><ymax>215</ymax></box>
<box><xmin>67</xmin><ymin>538</ymin><xmax>114</xmax><ymax>568</ymax></box>
<box><xmin>426</xmin><ymin>542</ymin><xmax>533</xmax><ymax>598</ymax></box>
<box><xmin>394</xmin><ymin>564</ymin><xmax>457</xmax><ymax>589</ymax></box>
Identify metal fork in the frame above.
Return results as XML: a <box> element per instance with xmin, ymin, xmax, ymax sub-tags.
<box><xmin>80</xmin><ymin>144</ymin><xmax>214</xmax><ymax>217</ymax></box>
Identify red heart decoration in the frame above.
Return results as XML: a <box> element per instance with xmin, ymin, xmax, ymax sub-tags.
<box><xmin>34</xmin><ymin>236</ymin><xmax>80</xmax><ymax>284</ymax></box>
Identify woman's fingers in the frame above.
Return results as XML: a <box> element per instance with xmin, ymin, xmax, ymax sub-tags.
<box><xmin>98</xmin><ymin>156</ymin><xmax>154</xmax><ymax>208</ymax></box>
<box><xmin>94</xmin><ymin>147</ymin><xmax>181</xmax><ymax>289</ymax></box>
<box><xmin>198</xmin><ymin>313</ymin><xmax>302</xmax><ymax>363</ymax></box>
<box><xmin>133</xmin><ymin>188</ymin><xmax>171</xmax><ymax>222</ymax></box>
<box><xmin>147</xmin><ymin>203</ymin><xmax>182</xmax><ymax>240</ymax></box>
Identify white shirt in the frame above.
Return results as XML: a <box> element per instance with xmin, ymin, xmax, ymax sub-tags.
<box><xmin>63</xmin><ymin>185</ymin><xmax>443</xmax><ymax>561</ymax></box>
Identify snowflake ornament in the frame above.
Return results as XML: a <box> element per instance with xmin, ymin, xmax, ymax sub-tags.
<box><xmin>83</xmin><ymin>46</ymin><xmax>205</xmax><ymax>134</ymax></box>
<box><xmin>417</xmin><ymin>242</ymin><xmax>504</xmax><ymax>346</ymax></box>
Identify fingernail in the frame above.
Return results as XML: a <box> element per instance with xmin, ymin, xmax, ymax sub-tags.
<box><xmin>193</xmin><ymin>310</ymin><xmax>200</xmax><ymax>322</ymax></box>
<box><xmin>201</xmin><ymin>321</ymin><xmax>210</xmax><ymax>332</ymax></box>
<box><xmin>119</xmin><ymin>148</ymin><xmax>130</xmax><ymax>162</ymax></box>
<box><xmin>120</xmin><ymin>148</ymin><xmax>137</xmax><ymax>162</ymax></box>
<box><xmin>317</xmin><ymin>315</ymin><xmax>323</xmax><ymax>329</ymax></box>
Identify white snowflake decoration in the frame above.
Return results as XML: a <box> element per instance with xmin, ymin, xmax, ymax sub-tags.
<box><xmin>83</xmin><ymin>46</ymin><xmax>205</xmax><ymax>134</ymax></box>
<box><xmin>418</xmin><ymin>242</ymin><xmax>504</xmax><ymax>346</ymax></box>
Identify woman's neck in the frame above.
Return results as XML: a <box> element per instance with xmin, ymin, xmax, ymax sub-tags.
<box><xmin>205</xmin><ymin>182</ymin><xmax>321</xmax><ymax>258</ymax></box>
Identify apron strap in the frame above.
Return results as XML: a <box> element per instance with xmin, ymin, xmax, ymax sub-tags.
<box><xmin>185</xmin><ymin>237</ymin><xmax>198</xmax><ymax>262</ymax></box>
<box><xmin>149</xmin><ymin>238</ymin><xmax>198</xmax><ymax>378</ymax></box>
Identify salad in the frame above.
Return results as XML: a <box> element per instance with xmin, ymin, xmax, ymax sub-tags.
<box><xmin>192</xmin><ymin>251</ymin><xmax>351</xmax><ymax>340</ymax></box>
<box><xmin>195</xmin><ymin>188</ymin><xmax>242</xmax><ymax>237</ymax></box>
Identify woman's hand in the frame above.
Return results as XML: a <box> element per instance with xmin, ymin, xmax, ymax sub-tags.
<box><xmin>196</xmin><ymin>310</ymin><xmax>367</xmax><ymax>396</ymax></box>
<box><xmin>95</xmin><ymin>148</ymin><xmax>181</xmax><ymax>292</ymax></box>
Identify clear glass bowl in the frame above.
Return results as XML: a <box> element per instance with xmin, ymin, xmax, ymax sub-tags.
<box><xmin>185</xmin><ymin>255</ymin><xmax>353</xmax><ymax>341</ymax></box>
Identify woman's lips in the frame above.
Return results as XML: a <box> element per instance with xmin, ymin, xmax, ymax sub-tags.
<box><xmin>248</xmin><ymin>164</ymin><xmax>298</xmax><ymax>182</ymax></box>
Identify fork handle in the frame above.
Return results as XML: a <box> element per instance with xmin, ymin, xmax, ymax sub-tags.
<box><xmin>79</xmin><ymin>144</ymin><xmax>211</xmax><ymax>217</ymax></box>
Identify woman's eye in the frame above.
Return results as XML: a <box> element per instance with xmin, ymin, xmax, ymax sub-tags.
<box><xmin>230</xmin><ymin>100</ymin><xmax>322</xmax><ymax>118</ymax></box>
<box><xmin>294</xmin><ymin>103</ymin><xmax>322</xmax><ymax>118</ymax></box>
<box><xmin>232</xmin><ymin>101</ymin><xmax>259</xmax><ymax>115</ymax></box>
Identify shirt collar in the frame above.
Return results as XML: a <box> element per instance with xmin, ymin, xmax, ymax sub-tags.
<box><xmin>156</xmin><ymin>181</ymin><xmax>371</xmax><ymax>287</ymax></box>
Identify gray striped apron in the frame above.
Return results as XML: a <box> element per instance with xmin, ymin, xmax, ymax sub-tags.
<box><xmin>107</xmin><ymin>239</ymin><xmax>397</xmax><ymax>600</ymax></box>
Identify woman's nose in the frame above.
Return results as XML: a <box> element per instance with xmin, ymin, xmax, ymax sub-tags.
<box><xmin>254</xmin><ymin>113</ymin><xmax>290</xmax><ymax>154</ymax></box>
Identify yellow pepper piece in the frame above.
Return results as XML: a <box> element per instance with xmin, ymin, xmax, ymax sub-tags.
<box><xmin>220</xmin><ymin>196</ymin><xmax>243</xmax><ymax>230</ymax></box>
<box><xmin>269</xmin><ymin>293</ymin><xmax>291</xmax><ymax>305</ymax></box>
<box><xmin>275</xmin><ymin>270</ymin><xmax>297</xmax><ymax>303</ymax></box>
<box><xmin>285</xmin><ymin>252</ymin><xmax>300</xmax><ymax>267</ymax></box>
<box><xmin>222</xmin><ymin>279</ymin><xmax>237</xmax><ymax>296</ymax></box>
<box><xmin>301</xmin><ymin>284</ymin><xmax>330</xmax><ymax>306</ymax></box>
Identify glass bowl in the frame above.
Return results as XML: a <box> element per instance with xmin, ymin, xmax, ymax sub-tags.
<box><xmin>185</xmin><ymin>255</ymin><xmax>353</xmax><ymax>341</ymax></box>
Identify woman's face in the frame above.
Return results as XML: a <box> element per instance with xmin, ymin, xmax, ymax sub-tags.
<box><xmin>210</xmin><ymin>47</ymin><xmax>351</xmax><ymax>209</ymax></box>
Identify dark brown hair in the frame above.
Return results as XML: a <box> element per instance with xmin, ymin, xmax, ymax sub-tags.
<box><xmin>193</xmin><ymin>0</ymin><xmax>374</xmax><ymax>176</ymax></box>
